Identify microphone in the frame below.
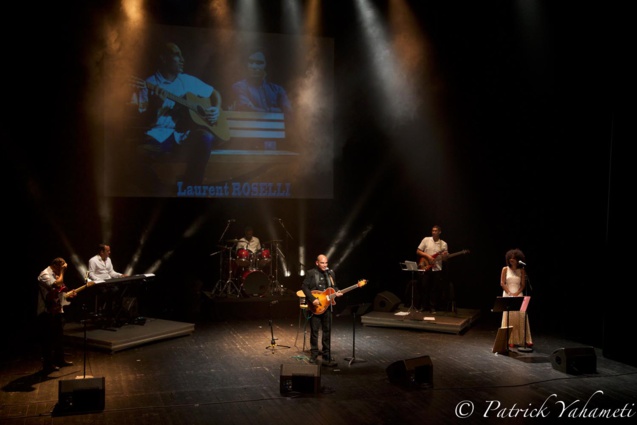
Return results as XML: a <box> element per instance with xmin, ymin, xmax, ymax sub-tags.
<box><xmin>228</xmin><ymin>219</ymin><xmax>235</xmax><ymax>222</ymax></box>
<box><xmin>518</xmin><ymin>260</ymin><xmax>527</xmax><ymax>267</ymax></box>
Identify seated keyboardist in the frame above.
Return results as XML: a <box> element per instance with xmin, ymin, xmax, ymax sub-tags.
<box><xmin>88</xmin><ymin>244</ymin><xmax>128</xmax><ymax>320</ymax></box>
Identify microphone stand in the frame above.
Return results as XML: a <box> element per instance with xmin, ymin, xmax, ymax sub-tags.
<box><xmin>324</xmin><ymin>271</ymin><xmax>338</xmax><ymax>367</ymax></box>
<box><xmin>265</xmin><ymin>301</ymin><xmax>290</xmax><ymax>353</ymax></box>
<box><xmin>211</xmin><ymin>221</ymin><xmax>234</xmax><ymax>296</ymax></box>
<box><xmin>274</xmin><ymin>218</ymin><xmax>295</xmax><ymax>279</ymax></box>
<box><xmin>77</xmin><ymin>303</ymin><xmax>93</xmax><ymax>379</ymax></box>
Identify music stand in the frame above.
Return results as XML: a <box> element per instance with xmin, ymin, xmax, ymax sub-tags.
<box><xmin>338</xmin><ymin>303</ymin><xmax>371</xmax><ymax>366</ymax></box>
<box><xmin>491</xmin><ymin>296</ymin><xmax>525</xmax><ymax>355</ymax></box>
<box><xmin>400</xmin><ymin>261</ymin><xmax>422</xmax><ymax>313</ymax></box>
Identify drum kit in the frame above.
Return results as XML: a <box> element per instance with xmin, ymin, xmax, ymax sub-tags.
<box><xmin>211</xmin><ymin>239</ymin><xmax>283</xmax><ymax>298</ymax></box>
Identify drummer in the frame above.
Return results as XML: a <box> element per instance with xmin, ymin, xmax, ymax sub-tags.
<box><xmin>236</xmin><ymin>226</ymin><xmax>262</xmax><ymax>263</ymax></box>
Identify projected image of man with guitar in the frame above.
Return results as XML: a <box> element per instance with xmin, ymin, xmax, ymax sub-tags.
<box><xmin>416</xmin><ymin>225</ymin><xmax>469</xmax><ymax>314</ymax></box>
<box><xmin>301</xmin><ymin>254</ymin><xmax>367</xmax><ymax>366</ymax></box>
<box><xmin>130</xmin><ymin>42</ymin><xmax>228</xmax><ymax>194</ymax></box>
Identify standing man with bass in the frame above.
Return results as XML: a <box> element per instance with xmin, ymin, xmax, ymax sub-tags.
<box><xmin>416</xmin><ymin>225</ymin><xmax>448</xmax><ymax>314</ymax></box>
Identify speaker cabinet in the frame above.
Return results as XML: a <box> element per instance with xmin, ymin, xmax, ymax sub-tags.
<box><xmin>374</xmin><ymin>291</ymin><xmax>401</xmax><ymax>312</ymax></box>
<box><xmin>280</xmin><ymin>364</ymin><xmax>321</xmax><ymax>395</ymax></box>
<box><xmin>55</xmin><ymin>377</ymin><xmax>105</xmax><ymax>415</ymax></box>
<box><xmin>550</xmin><ymin>347</ymin><xmax>597</xmax><ymax>374</ymax></box>
<box><xmin>386</xmin><ymin>356</ymin><xmax>433</xmax><ymax>388</ymax></box>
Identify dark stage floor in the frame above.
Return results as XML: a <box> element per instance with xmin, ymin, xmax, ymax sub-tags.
<box><xmin>2</xmin><ymin>296</ymin><xmax>636</xmax><ymax>425</ymax></box>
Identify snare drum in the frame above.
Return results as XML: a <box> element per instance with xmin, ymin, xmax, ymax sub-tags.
<box><xmin>235</xmin><ymin>248</ymin><xmax>252</xmax><ymax>267</ymax></box>
<box><xmin>241</xmin><ymin>270</ymin><xmax>270</xmax><ymax>297</ymax></box>
<box><xmin>257</xmin><ymin>249</ymin><xmax>271</xmax><ymax>268</ymax></box>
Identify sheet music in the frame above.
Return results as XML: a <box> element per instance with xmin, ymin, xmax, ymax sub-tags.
<box><xmin>401</xmin><ymin>261</ymin><xmax>419</xmax><ymax>271</ymax></box>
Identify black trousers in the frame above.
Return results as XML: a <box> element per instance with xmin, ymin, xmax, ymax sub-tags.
<box><xmin>309</xmin><ymin>310</ymin><xmax>332</xmax><ymax>357</ymax></box>
<box><xmin>36</xmin><ymin>312</ymin><xmax>66</xmax><ymax>367</ymax></box>
<box><xmin>418</xmin><ymin>270</ymin><xmax>445</xmax><ymax>311</ymax></box>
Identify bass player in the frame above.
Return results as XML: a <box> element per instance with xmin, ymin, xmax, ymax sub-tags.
<box><xmin>36</xmin><ymin>257</ymin><xmax>78</xmax><ymax>374</ymax></box>
<box><xmin>416</xmin><ymin>225</ymin><xmax>448</xmax><ymax>314</ymax></box>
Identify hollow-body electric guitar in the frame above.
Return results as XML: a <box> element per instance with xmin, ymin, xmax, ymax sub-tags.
<box><xmin>418</xmin><ymin>250</ymin><xmax>470</xmax><ymax>271</ymax></box>
<box><xmin>309</xmin><ymin>279</ymin><xmax>367</xmax><ymax>315</ymax></box>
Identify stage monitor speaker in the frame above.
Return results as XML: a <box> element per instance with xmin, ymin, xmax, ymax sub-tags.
<box><xmin>386</xmin><ymin>355</ymin><xmax>433</xmax><ymax>388</ymax></box>
<box><xmin>374</xmin><ymin>291</ymin><xmax>401</xmax><ymax>312</ymax></box>
<box><xmin>55</xmin><ymin>377</ymin><xmax>105</xmax><ymax>415</ymax></box>
<box><xmin>280</xmin><ymin>364</ymin><xmax>321</xmax><ymax>395</ymax></box>
<box><xmin>550</xmin><ymin>347</ymin><xmax>597</xmax><ymax>374</ymax></box>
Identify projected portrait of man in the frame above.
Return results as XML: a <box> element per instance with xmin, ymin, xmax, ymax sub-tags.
<box><xmin>231</xmin><ymin>47</ymin><xmax>292</xmax><ymax>115</ymax></box>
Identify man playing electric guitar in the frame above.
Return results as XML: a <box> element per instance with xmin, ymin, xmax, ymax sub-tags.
<box><xmin>301</xmin><ymin>254</ymin><xmax>343</xmax><ymax>365</ymax></box>
<box><xmin>130</xmin><ymin>42</ymin><xmax>224</xmax><ymax>194</ymax></box>
<box><xmin>416</xmin><ymin>225</ymin><xmax>448</xmax><ymax>314</ymax></box>
<box><xmin>36</xmin><ymin>257</ymin><xmax>78</xmax><ymax>373</ymax></box>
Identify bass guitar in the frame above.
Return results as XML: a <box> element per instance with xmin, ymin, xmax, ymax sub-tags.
<box><xmin>46</xmin><ymin>280</ymin><xmax>98</xmax><ymax>314</ymax></box>
<box><xmin>131</xmin><ymin>77</ymin><xmax>231</xmax><ymax>141</ymax></box>
<box><xmin>309</xmin><ymin>279</ymin><xmax>367</xmax><ymax>315</ymax></box>
<box><xmin>418</xmin><ymin>249</ymin><xmax>470</xmax><ymax>271</ymax></box>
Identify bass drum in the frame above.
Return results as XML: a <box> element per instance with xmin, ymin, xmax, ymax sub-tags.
<box><xmin>241</xmin><ymin>270</ymin><xmax>270</xmax><ymax>297</ymax></box>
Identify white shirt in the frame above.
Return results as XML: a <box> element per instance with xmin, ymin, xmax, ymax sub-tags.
<box><xmin>236</xmin><ymin>237</ymin><xmax>261</xmax><ymax>253</ymax></box>
<box><xmin>88</xmin><ymin>255</ymin><xmax>123</xmax><ymax>281</ymax></box>
<box><xmin>417</xmin><ymin>237</ymin><xmax>448</xmax><ymax>271</ymax></box>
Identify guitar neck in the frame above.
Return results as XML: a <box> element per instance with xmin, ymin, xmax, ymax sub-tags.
<box><xmin>340</xmin><ymin>283</ymin><xmax>361</xmax><ymax>295</ymax></box>
<box><xmin>63</xmin><ymin>282</ymin><xmax>94</xmax><ymax>299</ymax></box>
<box><xmin>329</xmin><ymin>281</ymin><xmax>365</xmax><ymax>299</ymax></box>
<box><xmin>146</xmin><ymin>81</ymin><xmax>193</xmax><ymax>110</ymax></box>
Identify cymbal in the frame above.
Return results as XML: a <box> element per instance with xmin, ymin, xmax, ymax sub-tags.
<box><xmin>227</xmin><ymin>239</ymin><xmax>240</xmax><ymax>243</ymax></box>
<box><xmin>264</xmin><ymin>240</ymin><xmax>283</xmax><ymax>243</ymax></box>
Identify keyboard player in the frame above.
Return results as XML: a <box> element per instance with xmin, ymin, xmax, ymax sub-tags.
<box><xmin>88</xmin><ymin>244</ymin><xmax>128</xmax><ymax>322</ymax></box>
<box><xmin>88</xmin><ymin>244</ymin><xmax>127</xmax><ymax>281</ymax></box>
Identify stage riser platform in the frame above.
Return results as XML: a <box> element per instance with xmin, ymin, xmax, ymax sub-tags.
<box><xmin>361</xmin><ymin>308</ymin><xmax>481</xmax><ymax>334</ymax></box>
<box><xmin>64</xmin><ymin>318</ymin><xmax>195</xmax><ymax>353</ymax></box>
